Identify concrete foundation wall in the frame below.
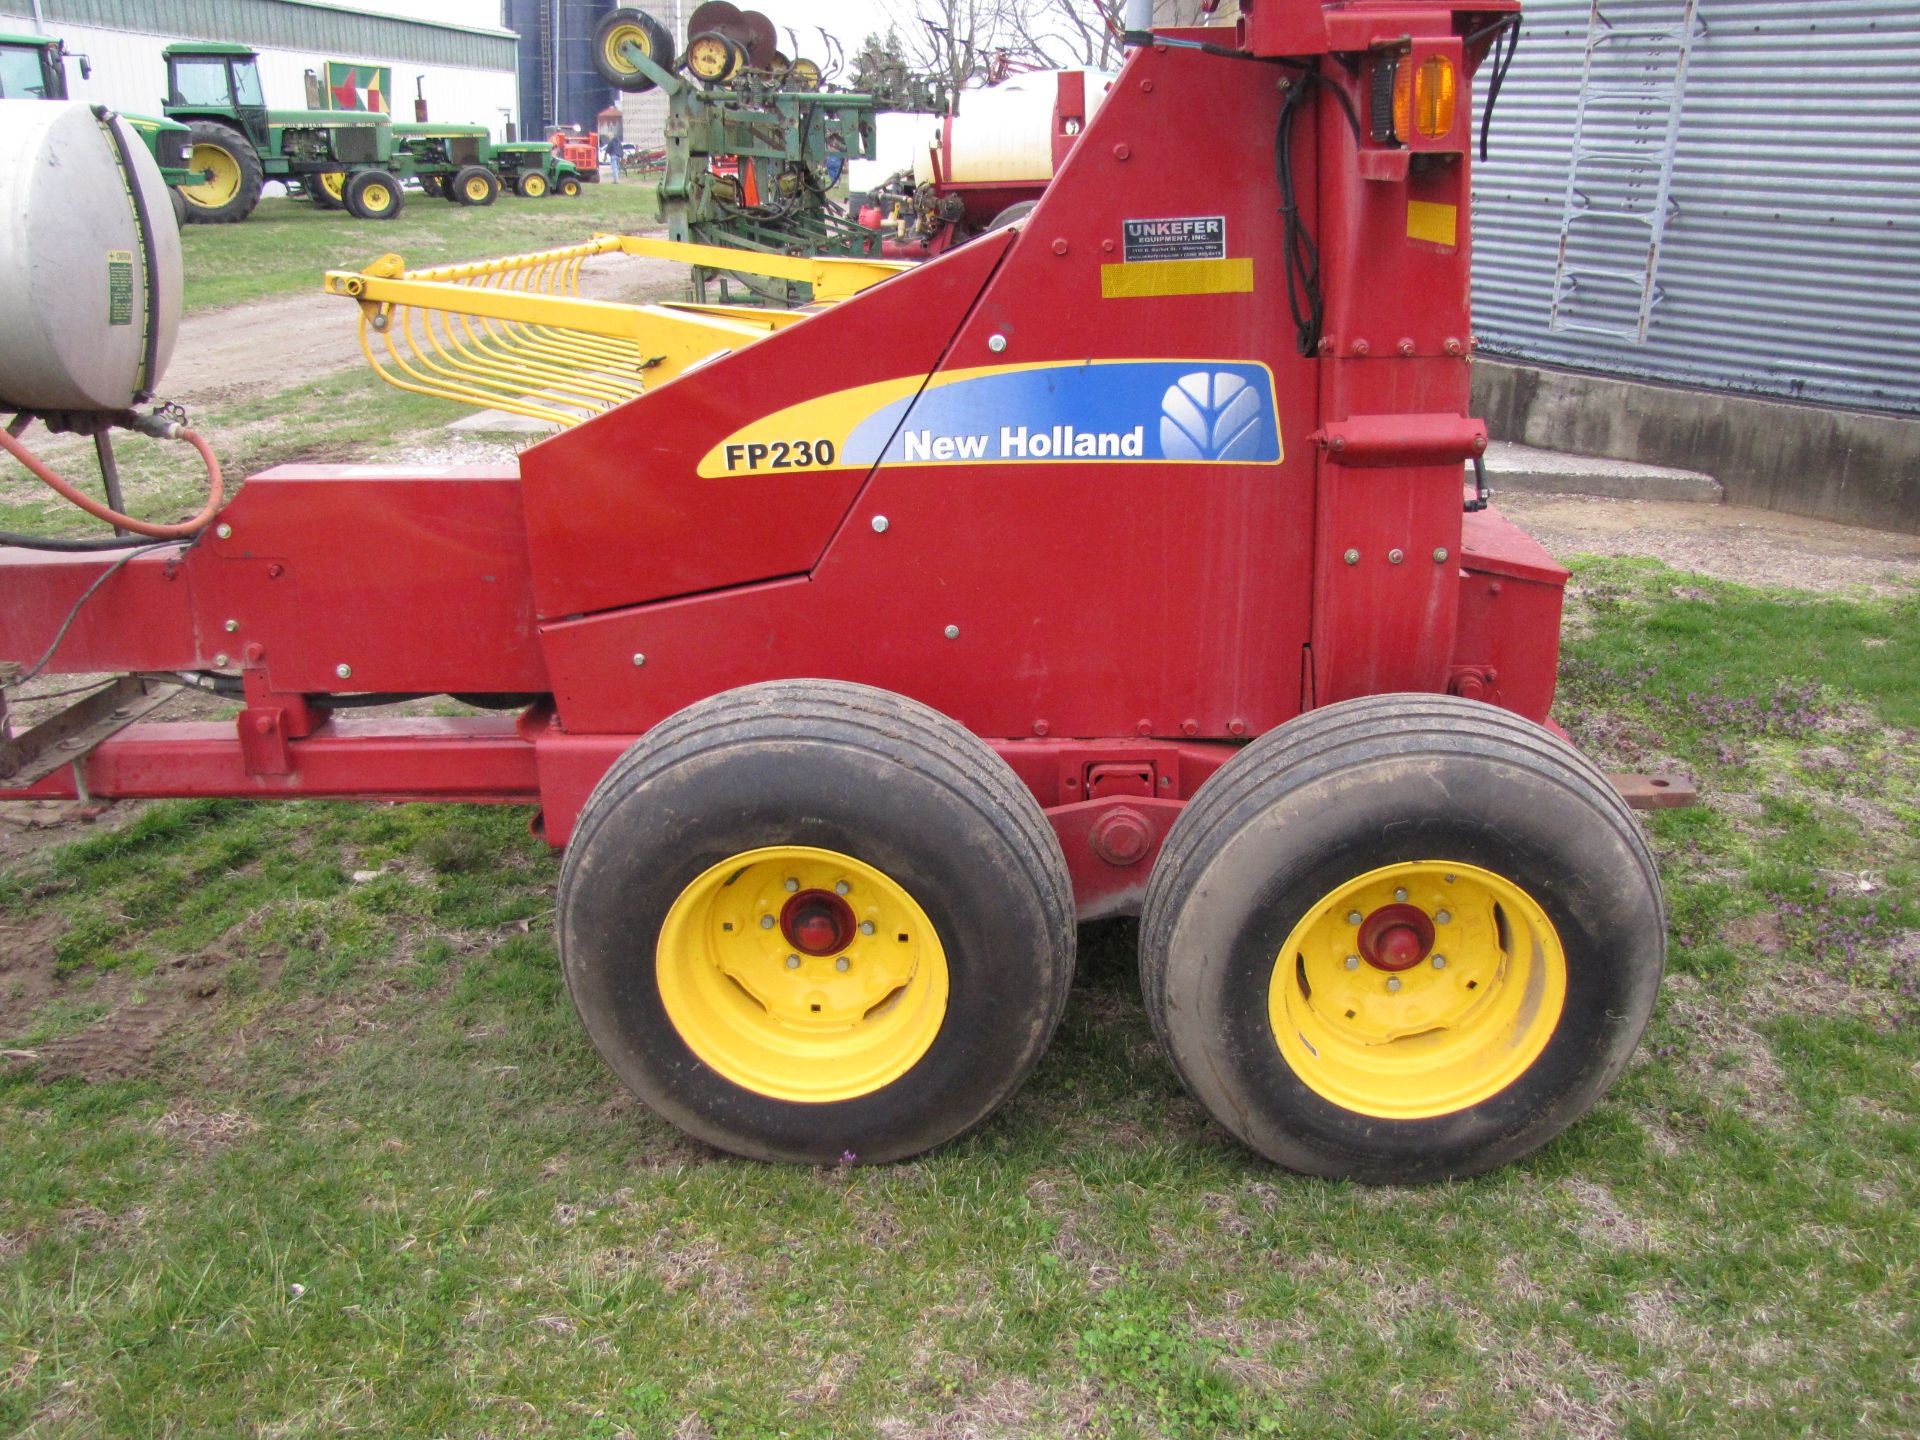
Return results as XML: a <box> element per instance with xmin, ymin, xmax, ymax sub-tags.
<box><xmin>1473</xmin><ymin>360</ymin><xmax>1920</xmax><ymax>536</ymax></box>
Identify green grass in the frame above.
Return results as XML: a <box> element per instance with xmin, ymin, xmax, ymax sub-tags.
<box><xmin>182</xmin><ymin>181</ymin><xmax>660</xmax><ymax>312</ymax></box>
<box><xmin>2</xmin><ymin>561</ymin><xmax>1917</xmax><ymax>1436</ymax></box>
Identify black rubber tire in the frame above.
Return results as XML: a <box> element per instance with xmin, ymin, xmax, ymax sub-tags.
<box><xmin>984</xmin><ymin>199</ymin><xmax>1038</xmax><ymax>233</ymax></box>
<box><xmin>308</xmin><ymin>171</ymin><xmax>345</xmax><ymax>209</ymax></box>
<box><xmin>514</xmin><ymin>170</ymin><xmax>550</xmax><ymax>199</ymax></box>
<box><xmin>451</xmin><ymin>164</ymin><xmax>499</xmax><ymax>207</ymax></box>
<box><xmin>343</xmin><ymin>168</ymin><xmax>405</xmax><ymax>220</ymax></box>
<box><xmin>419</xmin><ymin>174</ymin><xmax>447</xmax><ymax>199</ymax></box>
<box><xmin>179</xmin><ymin>120</ymin><xmax>263</xmax><ymax>225</ymax></box>
<box><xmin>557</xmin><ymin>679</ymin><xmax>1077</xmax><ymax>1164</ymax></box>
<box><xmin>1139</xmin><ymin>694</ymin><xmax>1665</xmax><ymax>1183</ymax></box>
<box><xmin>593</xmin><ymin>7</ymin><xmax>677</xmax><ymax>91</ymax></box>
<box><xmin>168</xmin><ymin>186</ymin><xmax>187</xmax><ymax>229</ymax></box>
<box><xmin>558</xmin><ymin>177</ymin><xmax>582</xmax><ymax>198</ymax></box>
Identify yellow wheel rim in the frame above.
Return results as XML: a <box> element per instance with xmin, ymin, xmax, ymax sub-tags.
<box><xmin>687</xmin><ymin>35</ymin><xmax>734</xmax><ymax>80</ymax></box>
<box><xmin>790</xmin><ymin>58</ymin><xmax>821</xmax><ymax>90</ymax></box>
<box><xmin>464</xmin><ymin>175</ymin><xmax>489</xmax><ymax>201</ymax></box>
<box><xmin>562</xmin><ymin>180</ymin><xmax>579</xmax><ymax>196</ymax></box>
<box><xmin>524</xmin><ymin>173</ymin><xmax>547</xmax><ymax>197</ymax></box>
<box><xmin>182</xmin><ymin>144</ymin><xmax>240</xmax><ymax>207</ymax></box>
<box><xmin>602</xmin><ymin>21</ymin><xmax>650</xmax><ymax>74</ymax></box>
<box><xmin>318</xmin><ymin>170</ymin><xmax>345</xmax><ymax>200</ymax></box>
<box><xmin>657</xmin><ymin>845</ymin><xmax>949</xmax><ymax>1103</ymax></box>
<box><xmin>360</xmin><ymin>182</ymin><xmax>392</xmax><ymax>212</ymax></box>
<box><xmin>1268</xmin><ymin>861</ymin><xmax>1567</xmax><ymax>1120</ymax></box>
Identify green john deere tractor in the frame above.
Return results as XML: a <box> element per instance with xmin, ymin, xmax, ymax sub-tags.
<box><xmin>0</xmin><ymin>32</ymin><xmax>201</xmax><ymax>223</ymax></box>
<box><xmin>390</xmin><ymin>122</ymin><xmax>584</xmax><ymax>203</ymax></box>
<box><xmin>162</xmin><ymin>40</ymin><xmax>403</xmax><ymax>222</ymax></box>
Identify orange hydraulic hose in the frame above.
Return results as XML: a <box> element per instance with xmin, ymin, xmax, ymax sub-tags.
<box><xmin>0</xmin><ymin>424</ymin><xmax>224</xmax><ymax>539</ymax></box>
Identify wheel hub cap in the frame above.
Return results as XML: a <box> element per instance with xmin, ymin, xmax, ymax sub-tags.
<box><xmin>1267</xmin><ymin>860</ymin><xmax>1568</xmax><ymax>1120</ymax></box>
<box><xmin>656</xmin><ymin>845</ymin><xmax>949</xmax><ymax>1102</ymax></box>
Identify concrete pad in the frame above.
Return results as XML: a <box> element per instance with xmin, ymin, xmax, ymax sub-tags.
<box><xmin>1476</xmin><ymin>440</ymin><xmax>1722</xmax><ymax>504</ymax></box>
<box><xmin>446</xmin><ymin>409</ymin><xmax>563</xmax><ymax>436</ymax></box>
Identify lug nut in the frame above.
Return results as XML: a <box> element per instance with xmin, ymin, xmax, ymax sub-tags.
<box><xmin>835</xmin><ymin>957</ymin><xmax>851</xmax><ymax>972</ymax></box>
<box><xmin>1347</xmin><ymin>910</ymin><xmax>1363</xmax><ymax>925</ymax></box>
<box><xmin>834</xmin><ymin>881</ymin><xmax>850</xmax><ymax>896</ymax></box>
<box><xmin>1394</xmin><ymin>887</ymin><xmax>1408</xmax><ymax>902</ymax></box>
<box><xmin>1386</xmin><ymin>976</ymin><xmax>1402</xmax><ymax>992</ymax></box>
<box><xmin>786</xmin><ymin>955</ymin><xmax>801</xmax><ymax>969</ymax></box>
<box><xmin>1432</xmin><ymin>955</ymin><xmax>1447</xmax><ymax>970</ymax></box>
<box><xmin>1344</xmin><ymin>955</ymin><xmax>1360</xmax><ymax>970</ymax></box>
<box><xmin>860</xmin><ymin>921</ymin><xmax>876</xmax><ymax>936</ymax></box>
<box><xmin>1435</xmin><ymin>910</ymin><xmax>1451</xmax><ymax>924</ymax></box>
<box><xmin>784</xmin><ymin>877</ymin><xmax>799</xmax><ymax>892</ymax></box>
<box><xmin>760</xmin><ymin>915</ymin><xmax>775</xmax><ymax>929</ymax></box>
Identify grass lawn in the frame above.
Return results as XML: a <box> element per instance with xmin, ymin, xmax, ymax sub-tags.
<box><xmin>182</xmin><ymin>181</ymin><xmax>661</xmax><ymax>312</ymax></box>
<box><xmin>1</xmin><ymin>561</ymin><xmax>1916</xmax><ymax>1437</ymax></box>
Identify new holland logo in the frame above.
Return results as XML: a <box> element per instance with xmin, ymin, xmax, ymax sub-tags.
<box><xmin>1159</xmin><ymin>371</ymin><xmax>1267</xmax><ymax>462</ymax></box>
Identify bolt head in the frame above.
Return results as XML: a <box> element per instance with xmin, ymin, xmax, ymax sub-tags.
<box><xmin>213</xmin><ymin>653</ymin><xmax>229</xmax><ymax>668</ymax></box>
<box><xmin>786</xmin><ymin>954</ymin><xmax>801</xmax><ymax>969</ymax></box>
<box><xmin>1347</xmin><ymin>910</ymin><xmax>1363</xmax><ymax>925</ymax></box>
<box><xmin>1435</xmin><ymin>910</ymin><xmax>1451</xmax><ymax>924</ymax></box>
<box><xmin>859</xmin><ymin>921</ymin><xmax>876</xmax><ymax>936</ymax></box>
<box><xmin>871</xmin><ymin>514</ymin><xmax>890</xmax><ymax>533</ymax></box>
<box><xmin>1433</xmin><ymin>548</ymin><xmax>1450</xmax><ymax>564</ymax></box>
<box><xmin>835</xmin><ymin>957</ymin><xmax>851</xmax><ymax>972</ymax></box>
<box><xmin>1051</xmin><ymin>237</ymin><xmax>1069</xmax><ymax>255</ymax></box>
<box><xmin>1394</xmin><ymin>887</ymin><xmax>1408</xmax><ymax>902</ymax></box>
<box><xmin>224</xmin><ymin>618</ymin><xmax>239</xmax><ymax>633</ymax></box>
<box><xmin>1388</xmin><ymin>548</ymin><xmax>1405</xmax><ymax>565</ymax></box>
<box><xmin>834</xmin><ymin>881</ymin><xmax>850</xmax><ymax>896</ymax></box>
<box><xmin>760</xmin><ymin>915</ymin><xmax>775</xmax><ymax>929</ymax></box>
<box><xmin>1345</xmin><ymin>955</ymin><xmax>1360</xmax><ymax>970</ymax></box>
<box><xmin>784</xmin><ymin>877</ymin><xmax>799</xmax><ymax>892</ymax></box>
<box><xmin>1432</xmin><ymin>955</ymin><xmax>1447</xmax><ymax>970</ymax></box>
<box><xmin>987</xmin><ymin>333</ymin><xmax>1007</xmax><ymax>353</ymax></box>
<box><xmin>335</xmin><ymin>663</ymin><xmax>352</xmax><ymax>680</ymax></box>
<box><xmin>943</xmin><ymin>624</ymin><xmax>960</xmax><ymax>640</ymax></box>
<box><xmin>215</xmin><ymin>523</ymin><xmax>232</xmax><ymax>539</ymax></box>
<box><xmin>1387</xmin><ymin>976</ymin><xmax>1402</xmax><ymax>992</ymax></box>
<box><xmin>1343</xmin><ymin>548</ymin><xmax>1360</xmax><ymax>566</ymax></box>
<box><xmin>632</xmin><ymin>653</ymin><xmax>646</xmax><ymax>667</ymax></box>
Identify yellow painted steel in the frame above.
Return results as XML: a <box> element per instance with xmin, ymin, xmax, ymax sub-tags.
<box><xmin>182</xmin><ymin>142</ymin><xmax>242</xmax><ymax>208</ymax></box>
<box><xmin>610</xmin><ymin>234</ymin><xmax>909</xmax><ymax>303</ymax></box>
<box><xmin>323</xmin><ymin>235</ymin><xmax>905</xmax><ymax>426</ymax></box>
<box><xmin>656</xmin><ymin>846</ymin><xmax>949</xmax><ymax>1102</ymax></box>
<box><xmin>1268</xmin><ymin>861</ymin><xmax>1568</xmax><ymax>1120</ymax></box>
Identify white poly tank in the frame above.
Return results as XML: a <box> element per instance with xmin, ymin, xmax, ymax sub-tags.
<box><xmin>914</xmin><ymin>71</ymin><xmax>1118</xmax><ymax>189</ymax></box>
<box><xmin>0</xmin><ymin>100</ymin><xmax>182</xmax><ymax>413</ymax></box>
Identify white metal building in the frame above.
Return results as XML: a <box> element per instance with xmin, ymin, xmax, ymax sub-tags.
<box><xmin>0</xmin><ymin>0</ymin><xmax>521</xmax><ymax>139</ymax></box>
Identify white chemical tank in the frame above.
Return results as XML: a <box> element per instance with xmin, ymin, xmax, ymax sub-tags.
<box><xmin>0</xmin><ymin>100</ymin><xmax>182</xmax><ymax>414</ymax></box>
<box><xmin>913</xmin><ymin>70</ymin><xmax>1117</xmax><ymax>188</ymax></box>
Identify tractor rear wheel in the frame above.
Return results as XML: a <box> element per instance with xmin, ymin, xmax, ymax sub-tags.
<box><xmin>516</xmin><ymin>170</ymin><xmax>549</xmax><ymax>199</ymax></box>
<box><xmin>1139</xmin><ymin>694</ymin><xmax>1664</xmax><ymax>1183</ymax></box>
<box><xmin>343</xmin><ymin>169</ymin><xmax>404</xmax><ymax>220</ymax></box>
<box><xmin>452</xmin><ymin>165</ymin><xmax>499</xmax><ymax>207</ymax></box>
<box><xmin>557</xmin><ymin>680</ymin><xmax>1076</xmax><ymax>1164</ymax></box>
<box><xmin>178</xmin><ymin>120</ymin><xmax>263</xmax><ymax>225</ymax></box>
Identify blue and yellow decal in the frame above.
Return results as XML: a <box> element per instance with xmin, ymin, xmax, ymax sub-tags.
<box><xmin>697</xmin><ymin>359</ymin><xmax>1283</xmax><ymax>477</ymax></box>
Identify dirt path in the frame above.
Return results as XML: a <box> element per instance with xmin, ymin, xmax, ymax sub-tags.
<box><xmin>1502</xmin><ymin>493</ymin><xmax>1920</xmax><ymax>597</ymax></box>
<box><xmin>160</xmin><ymin>254</ymin><xmax>691</xmax><ymax>411</ymax></box>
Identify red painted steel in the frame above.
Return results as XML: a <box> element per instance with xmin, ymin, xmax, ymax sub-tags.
<box><xmin>1</xmin><ymin>1</ymin><xmax>1564</xmax><ymax>919</ymax></box>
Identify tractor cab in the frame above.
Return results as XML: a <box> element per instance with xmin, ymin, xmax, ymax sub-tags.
<box><xmin>163</xmin><ymin>41</ymin><xmax>269</xmax><ymax>149</ymax></box>
<box><xmin>0</xmin><ymin>33</ymin><xmax>84</xmax><ymax>101</ymax></box>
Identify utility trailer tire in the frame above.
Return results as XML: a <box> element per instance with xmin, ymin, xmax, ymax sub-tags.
<box><xmin>452</xmin><ymin>165</ymin><xmax>499</xmax><ymax>207</ymax></box>
<box><xmin>178</xmin><ymin>121</ymin><xmax>263</xmax><ymax>224</ymax></box>
<box><xmin>343</xmin><ymin>169</ymin><xmax>404</xmax><ymax>220</ymax></box>
<box><xmin>558</xmin><ymin>680</ymin><xmax>1077</xmax><ymax>1164</ymax></box>
<box><xmin>1139</xmin><ymin>694</ymin><xmax>1664</xmax><ymax>1182</ymax></box>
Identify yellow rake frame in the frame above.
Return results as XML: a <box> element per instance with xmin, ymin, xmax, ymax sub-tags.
<box><xmin>322</xmin><ymin>236</ymin><xmax>909</xmax><ymax>428</ymax></box>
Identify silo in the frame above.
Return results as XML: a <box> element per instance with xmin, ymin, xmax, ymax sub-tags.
<box><xmin>504</xmin><ymin>0</ymin><xmax>616</xmax><ymax>136</ymax></box>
